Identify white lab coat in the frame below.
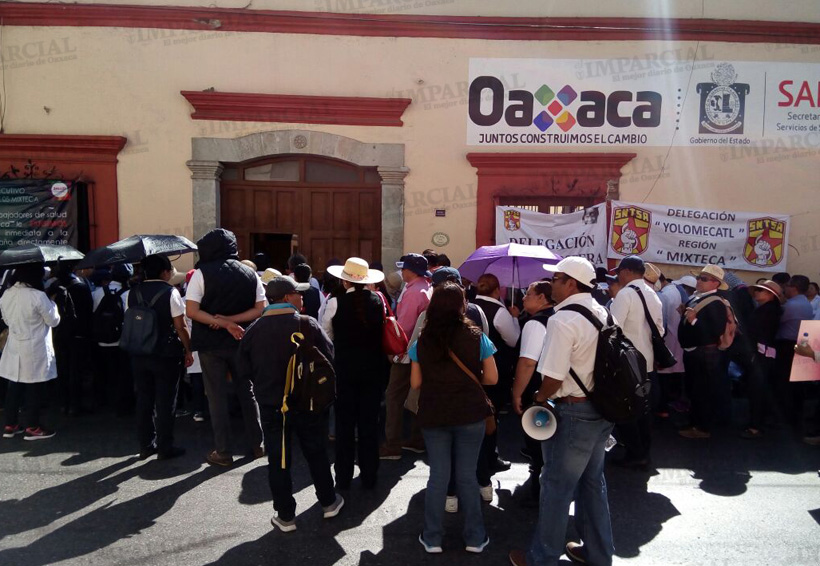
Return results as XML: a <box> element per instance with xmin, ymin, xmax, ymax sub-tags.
<box><xmin>0</xmin><ymin>283</ymin><xmax>61</xmax><ymax>383</ymax></box>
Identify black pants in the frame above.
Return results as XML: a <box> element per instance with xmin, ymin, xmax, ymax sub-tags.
<box><xmin>616</xmin><ymin>371</ymin><xmax>655</xmax><ymax>460</ymax></box>
<box><xmin>94</xmin><ymin>345</ymin><xmax>134</xmax><ymax>414</ymax></box>
<box><xmin>55</xmin><ymin>335</ymin><xmax>90</xmax><ymax>413</ymax></box>
<box><xmin>747</xmin><ymin>355</ymin><xmax>776</xmax><ymax>430</ymax></box>
<box><xmin>132</xmin><ymin>356</ymin><xmax>180</xmax><ymax>454</ymax></box>
<box><xmin>334</xmin><ymin>378</ymin><xmax>381</xmax><ymax>487</ymax></box>
<box><xmin>4</xmin><ymin>380</ymin><xmax>48</xmax><ymax>429</ymax></box>
<box><xmin>259</xmin><ymin>405</ymin><xmax>336</xmax><ymax>521</ymax></box>
<box><xmin>684</xmin><ymin>347</ymin><xmax>727</xmax><ymax>432</ymax></box>
<box><xmin>189</xmin><ymin>372</ymin><xmax>208</xmax><ymax>416</ymax></box>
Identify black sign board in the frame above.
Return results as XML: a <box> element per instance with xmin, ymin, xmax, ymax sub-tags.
<box><xmin>0</xmin><ymin>179</ymin><xmax>78</xmax><ymax>251</ymax></box>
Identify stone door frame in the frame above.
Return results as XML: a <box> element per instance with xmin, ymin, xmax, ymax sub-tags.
<box><xmin>187</xmin><ymin>129</ymin><xmax>408</xmax><ymax>268</ymax></box>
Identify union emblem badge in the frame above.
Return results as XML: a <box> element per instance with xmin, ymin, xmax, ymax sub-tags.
<box><xmin>504</xmin><ymin>210</ymin><xmax>521</xmax><ymax>232</ymax></box>
<box><xmin>744</xmin><ymin>217</ymin><xmax>785</xmax><ymax>268</ymax></box>
<box><xmin>610</xmin><ymin>205</ymin><xmax>651</xmax><ymax>256</ymax></box>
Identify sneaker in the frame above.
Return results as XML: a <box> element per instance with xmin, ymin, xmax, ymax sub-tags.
<box><xmin>479</xmin><ymin>484</ymin><xmax>493</xmax><ymax>502</ymax></box>
<box><xmin>418</xmin><ymin>534</ymin><xmax>443</xmax><ymax>554</ymax></box>
<box><xmin>2</xmin><ymin>425</ymin><xmax>23</xmax><ymax>438</ymax></box>
<box><xmin>509</xmin><ymin>549</ymin><xmax>528</xmax><ymax>566</ymax></box>
<box><xmin>206</xmin><ymin>450</ymin><xmax>233</xmax><ymax>467</ymax></box>
<box><xmin>139</xmin><ymin>445</ymin><xmax>158</xmax><ymax>460</ymax></box>
<box><xmin>175</xmin><ymin>408</ymin><xmax>192</xmax><ymax>418</ymax></box>
<box><xmin>401</xmin><ymin>440</ymin><xmax>426</xmax><ymax>454</ymax></box>
<box><xmin>465</xmin><ymin>536</ymin><xmax>490</xmax><ymax>554</ymax></box>
<box><xmin>565</xmin><ymin>541</ymin><xmax>587</xmax><ymax>564</ymax></box>
<box><xmin>379</xmin><ymin>445</ymin><xmax>402</xmax><ymax>460</ymax></box>
<box><xmin>322</xmin><ymin>494</ymin><xmax>345</xmax><ymax>518</ymax></box>
<box><xmin>445</xmin><ymin>495</ymin><xmax>458</xmax><ymax>513</ymax></box>
<box><xmin>23</xmin><ymin>427</ymin><xmax>56</xmax><ymax>441</ymax></box>
<box><xmin>192</xmin><ymin>412</ymin><xmax>206</xmax><ymax>423</ymax></box>
<box><xmin>157</xmin><ymin>446</ymin><xmax>186</xmax><ymax>460</ymax></box>
<box><xmin>489</xmin><ymin>457</ymin><xmax>512</xmax><ymax>473</ymax></box>
<box><xmin>270</xmin><ymin>514</ymin><xmax>297</xmax><ymax>532</ymax></box>
<box><xmin>678</xmin><ymin>427</ymin><xmax>711</xmax><ymax>439</ymax></box>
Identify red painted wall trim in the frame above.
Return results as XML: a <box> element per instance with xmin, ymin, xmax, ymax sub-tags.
<box><xmin>181</xmin><ymin>91</ymin><xmax>411</xmax><ymax>127</ymax></box>
<box><xmin>1</xmin><ymin>3</ymin><xmax>819</xmax><ymax>44</ymax></box>
<box><xmin>0</xmin><ymin>134</ymin><xmax>126</xmax><ymax>247</ymax></box>
<box><xmin>467</xmin><ymin>152</ymin><xmax>636</xmax><ymax>247</ymax></box>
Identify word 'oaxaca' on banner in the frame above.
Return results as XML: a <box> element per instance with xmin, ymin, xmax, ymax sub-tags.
<box><xmin>467</xmin><ymin>58</ymin><xmax>820</xmax><ymax>148</ymax></box>
<box><xmin>607</xmin><ymin>200</ymin><xmax>790</xmax><ymax>272</ymax></box>
<box><xmin>495</xmin><ymin>203</ymin><xmax>608</xmax><ymax>265</ymax></box>
<box><xmin>0</xmin><ymin>179</ymin><xmax>78</xmax><ymax>251</ymax></box>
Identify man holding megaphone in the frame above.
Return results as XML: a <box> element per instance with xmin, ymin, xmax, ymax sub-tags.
<box><xmin>511</xmin><ymin>280</ymin><xmax>556</xmax><ymax>505</ymax></box>
<box><xmin>509</xmin><ymin>257</ymin><xmax>616</xmax><ymax>566</ymax></box>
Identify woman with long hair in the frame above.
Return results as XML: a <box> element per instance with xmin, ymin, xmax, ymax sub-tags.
<box><xmin>409</xmin><ymin>282</ymin><xmax>498</xmax><ymax>554</ymax></box>
<box><xmin>1</xmin><ymin>263</ymin><xmax>61</xmax><ymax>440</ymax></box>
<box><xmin>326</xmin><ymin>257</ymin><xmax>386</xmax><ymax>489</ymax></box>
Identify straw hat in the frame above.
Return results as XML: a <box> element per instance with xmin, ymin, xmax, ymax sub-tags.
<box><xmin>327</xmin><ymin>257</ymin><xmax>384</xmax><ymax>285</ymax></box>
<box><xmin>691</xmin><ymin>264</ymin><xmax>729</xmax><ymax>291</ymax></box>
<box><xmin>643</xmin><ymin>263</ymin><xmax>661</xmax><ymax>284</ymax></box>
<box><xmin>750</xmin><ymin>280</ymin><xmax>784</xmax><ymax>303</ymax></box>
<box><xmin>259</xmin><ymin>267</ymin><xmax>283</xmax><ymax>285</ymax></box>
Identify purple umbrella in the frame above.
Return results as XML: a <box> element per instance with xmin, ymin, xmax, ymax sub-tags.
<box><xmin>457</xmin><ymin>243</ymin><xmax>562</xmax><ymax>288</ymax></box>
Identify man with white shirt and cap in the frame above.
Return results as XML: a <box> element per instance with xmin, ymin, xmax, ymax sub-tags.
<box><xmin>609</xmin><ymin>255</ymin><xmax>664</xmax><ymax>469</ymax></box>
<box><xmin>509</xmin><ymin>256</ymin><xmax>615</xmax><ymax>566</ymax></box>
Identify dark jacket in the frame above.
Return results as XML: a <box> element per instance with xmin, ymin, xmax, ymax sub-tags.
<box><xmin>748</xmin><ymin>300</ymin><xmax>781</xmax><ymax>350</ymax></box>
<box><xmin>236</xmin><ymin>310</ymin><xmax>333</xmax><ymax>408</ymax></box>
<box><xmin>678</xmin><ymin>293</ymin><xmax>728</xmax><ymax>349</ymax></box>
<box><xmin>332</xmin><ymin>289</ymin><xmax>385</xmax><ymax>381</ymax></box>
<box><xmin>190</xmin><ymin>229</ymin><xmax>259</xmax><ymax>352</ymax></box>
<box><xmin>302</xmin><ymin>286</ymin><xmax>321</xmax><ymax>319</ymax></box>
<box><xmin>416</xmin><ymin>323</ymin><xmax>492</xmax><ymax>429</ymax></box>
<box><xmin>51</xmin><ymin>274</ymin><xmax>93</xmax><ymax>340</ymax></box>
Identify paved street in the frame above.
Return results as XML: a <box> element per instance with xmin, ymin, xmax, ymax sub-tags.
<box><xmin>1</xmin><ymin>404</ymin><xmax>818</xmax><ymax>566</ymax></box>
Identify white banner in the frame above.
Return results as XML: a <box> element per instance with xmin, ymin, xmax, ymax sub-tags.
<box><xmin>467</xmin><ymin>58</ymin><xmax>820</xmax><ymax>147</ymax></box>
<box><xmin>496</xmin><ymin>204</ymin><xmax>608</xmax><ymax>265</ymax></box>
<box><xmin>607</xmin><ymin>200</ymin><xmax>790</xmax><ymax>272</ymax></box>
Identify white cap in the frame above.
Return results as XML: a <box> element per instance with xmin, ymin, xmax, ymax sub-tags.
<box><xmin>545</xmin><ymin>256</ymin><xmax>596</xmax><ymax>287</ymax></box>
<box><xmin>677</xmin><ymin>275</ymin><xmax>697</xmax><ymax>288</ymax></box>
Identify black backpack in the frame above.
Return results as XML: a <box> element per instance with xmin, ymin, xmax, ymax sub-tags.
<box><xmin>282</xmin><ymin>316</ymin><xmax>336</xmax><ymax>414</ymax></box>
<box><xmin>49</xmin><ymin>282</ymin><xmax>79</xmax><ymax>332</ymax></box>
<box><xmin>562</xmin><ymin>304</ymin><xmax>650</xmax><ymax>424</ymax></box>
<box><xmin>93</xmin><ymin>286</ymin><xmax>127</xmax><ymax>344</ymax></box>
<box><xmin>119</xmin><ymin>286</ymin><xmax>171</xmax><ymax>356</ymax></box>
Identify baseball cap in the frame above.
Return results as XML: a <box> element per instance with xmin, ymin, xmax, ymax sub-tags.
<box><xmin>615</xmin><ymin>255</ymin><xmax>645</xmax><ymax>274</ymax></box>
<box><xmin>546</xmin><ymin>256</ymin><xmax>596</xmax><ymax>287</ymax></box>
<box><xmin>396</xmin><ymin>253</ymin><xmax>431</xmax><ymax>277</ymax></box>
<box><xmin>676</xmin><ymin>275</ymin><xmax>697</xmax><ymax>289</ymax></box>
<box><xmin>431</xmin><ymin>266</ymin><xmax>462</xmax><ymax>287</ymax></box>
<box><xmin>265</xmin><ymin>275</ymin><xmax>310</xmax><ymax>302</ymax></box>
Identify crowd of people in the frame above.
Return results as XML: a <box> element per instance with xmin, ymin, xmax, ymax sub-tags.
<box><xmin>1</xmin><ymin>227</ymin><xmax>819</xmax><ymax>566</ymax></box>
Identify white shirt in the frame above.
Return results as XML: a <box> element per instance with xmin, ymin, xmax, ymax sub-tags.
<box><xmin>657</xmin><ymin>283</ymin><xmax>685</xmax><ymax>374</ymax></box>
<box><xmin>0</xmin><ymin>284</ymin><xmax>60</xmax><ymax>383</ymax></box>
<box><xmin>520</xmin><ymin>318</ymin><xmax>548</xmax><ymax>361</ymax></box>
<box><xmin>125</xmin><ymin>281</ymin><xmax>186</xmax><ymax>318</ymax></box>
<box><xmin>475</xmin><ymin>295</ymin><xmax>521</xmax><ymax>347</ymax></box>
<box><xmin>92</xmin><ymin>281</ymin><xmax>131</xmax><ymax>347</ymax></box>
<box><xmin>185</xmin><ymin>269</ymin><xmax>266</xmax><ymax>305</ymax></box>
<box><xmin>609</xmin><ymin>279</ymin><xmax>664</xmax><ymax>372</ymax></box>
<box><xmin>320</xmin><ymin>288</ymin><xmax>356</xmax><ymax>340</ymax></box>
<box><xmin>537</xmin><ymin>293</ymin><xmax>611</xmax><ymax>399</ymax></box>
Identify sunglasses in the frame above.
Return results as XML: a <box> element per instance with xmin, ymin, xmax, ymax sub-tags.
<box><xmin>696</xmin><ymin>275</ymin><xmax>717</xmax><ymax>283</ymax></box>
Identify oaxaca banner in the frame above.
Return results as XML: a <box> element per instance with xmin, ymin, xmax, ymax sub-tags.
<box><xmin>0</xmin><ymin>179</ymin><xmax>78</xmax><ymax>251</ymax></box>
<box><xmin>607</xmin><ymin>200</ymin><xmax>789</xmax><ymax>272</ymax></box>
<box><xmin>495</xmin><ymin>203</ymin><xmax>608</xmax><ymax>265</ymax></box>
<box><xmin>468</xmin><ymin>57</ymin><xmax>820</xmax><ymax>147</ymax></box>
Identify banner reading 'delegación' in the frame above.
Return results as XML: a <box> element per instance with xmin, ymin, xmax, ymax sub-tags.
<box><xmin>496</xmin><ymin>204</ymin><xmax>608</xmax><ymax>265</ymax></box>
<box><xmin>468</xmin><ymin>58</ymin><xmax>820</xmax><ymax>147</ymax></box>
<box><xmin>607</xmin><ymin>201</ymin><xmax>789</xmax><ymax>272</ymax></box>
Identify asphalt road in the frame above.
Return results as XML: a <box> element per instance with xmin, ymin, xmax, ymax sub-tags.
<box><xmin>1</xmin><ymin>403</ymin><xmax>818</xmax><ymax>566</ymax></box>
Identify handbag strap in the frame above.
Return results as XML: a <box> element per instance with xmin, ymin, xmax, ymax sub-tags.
<box><xmin>376</xmin><ymin>291</ymin><xmax>394</xmax><ymax>321</ymax></box>
<box><xmin>448</xmin><ymin>349</ymin><xmax>493</xmax><ymax>411</ymax></box>
<box><xmin>628</xmin><ymin>285</ymin><xmax>663</xmax><ymax>340</ymax></box>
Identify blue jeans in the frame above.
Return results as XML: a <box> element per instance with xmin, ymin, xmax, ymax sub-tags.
<box><xmin>528</xmin><ymin>401</ymin><xmax>615</xmax><ymax>566</ymax></box>
<box><xmin>422</xmin><ymin>420</ymin><xmax>487</xmax><ymax>547</ymax></box>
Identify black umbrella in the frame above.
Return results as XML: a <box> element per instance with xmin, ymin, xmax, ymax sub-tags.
<box><xmin>76</xmin><ymin>234</ymin><xmax>197</xmax><ymax>269</ymax></box>
<box><xmin>0</xmin><ymin>243</ymin><xmax>84</xmax><ymax>267</ymax></box>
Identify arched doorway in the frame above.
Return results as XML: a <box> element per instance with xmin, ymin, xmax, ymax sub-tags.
<box><xmin>220</xmin><ymin>154</ymin><xmax>382</xmax><ymax>273</ymax></box>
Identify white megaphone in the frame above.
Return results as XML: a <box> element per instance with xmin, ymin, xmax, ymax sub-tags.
<box><xmin>522</xmin><ymin>402</ymin><xmax>558</xmax><ymax>441</ymax></box>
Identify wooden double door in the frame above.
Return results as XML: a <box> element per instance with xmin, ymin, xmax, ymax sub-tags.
<box><xmin>220</xmin><ymin>156</ymin><xmax>382</xmax><ymax>273</ymax></box>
